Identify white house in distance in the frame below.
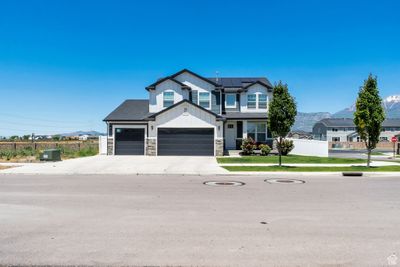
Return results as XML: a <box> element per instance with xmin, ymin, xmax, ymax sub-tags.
<box><xmin>312</xmin><ymin>118</ymin><xmax>400</xmax><ymax>142</ymax></box>
<box><xmin>104</xmin><ymin>69</ymin><xmax>273</xmax><ymax>156</ymax></box>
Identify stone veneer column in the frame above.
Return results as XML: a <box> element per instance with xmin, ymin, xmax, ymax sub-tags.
<box><xmin>146</xmin><ymin>138</ymin><xmax>157</xmax><ymax>156</ymax></box>
<box><xmin>107</xmin><ymin>138</ymin><xmax>114</xmax><ymax>155</ymax></box>
<box><xmin>215</xmin><ymin>138</ymin><xmax>224</xmax><ymax>156</ymax></box>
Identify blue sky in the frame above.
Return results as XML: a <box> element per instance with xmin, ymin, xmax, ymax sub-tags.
<box><xmin>0</xmin><ymin>0</ymin><xmax>399</xmax><ymax>136</ymax></box>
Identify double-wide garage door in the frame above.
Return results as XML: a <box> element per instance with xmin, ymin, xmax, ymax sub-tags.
<box><xmin>115</xmin><ymin>128</ymin><xmax>145</xmax><ymax>155</ymax></box>
<box><xmin>157</xmin><ymin>128</ymin><xmax>214</xmax><ymax>156</ymax></box>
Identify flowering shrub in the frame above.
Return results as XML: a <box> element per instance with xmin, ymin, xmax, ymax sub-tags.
<box><xmin>258</xmin><ymin>144</ymin><xmax>271</xmax><ymax>156</ymax></box>
<box><xmin>241</xmin><ymin>137</ymin><xmax>257</xmax><ymax>155</ymax></box>
<box><xmin>278</xmin><ymin>139</ymin><xmax>294</xmax><ymax>156</ymax></box>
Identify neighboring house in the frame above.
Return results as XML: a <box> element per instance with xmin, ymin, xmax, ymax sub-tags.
<box><xmin>104</xmin><ymin>69</ymin><xmax>273</xmax><ymax>156</ymax></box>
<box><xmin>312</xmin><ymin>118</ymin><xmax>400</xmax><ymax>142</ymax></box>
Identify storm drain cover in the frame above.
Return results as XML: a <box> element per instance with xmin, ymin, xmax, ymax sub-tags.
<box><xmin>204</xmin><ymin>181</ymin><xmax>245</xmax><ymax>186</ymax></box>
<box><xmin>265</xmin><ymin>179</ymin><xmax>305</xmax><ymax>184</ymax></box>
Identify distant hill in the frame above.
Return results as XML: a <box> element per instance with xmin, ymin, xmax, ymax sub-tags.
<box><xmin>58</xmin><ymin>131</ymin><xmax>106</xmax><ymax>137</ymax></box>
<box><xmin>292</xmin><ymin>112</ymin><xmax>332</xmax><ymax>132</ymax></box>
<box><xmin>293</xmin><ymin>95</ymin><xmax>400</xmax><ymax>132</ymax></box>
<box><xmin>332</xmin><ymin>95</ymin><xmax>400</xmax><ymax>118</ymax></box>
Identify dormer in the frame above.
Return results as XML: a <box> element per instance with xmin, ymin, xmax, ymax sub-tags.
<box><xmin>240</xmin><ymin>81</ymin><xmax>273</xmax><ymax>113</ymax></box>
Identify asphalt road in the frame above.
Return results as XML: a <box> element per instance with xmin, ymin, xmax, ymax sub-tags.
<box><xmin>1</xmin><ymin>173</ymin><xmax>400</xmax><ymax>267</ymax></box>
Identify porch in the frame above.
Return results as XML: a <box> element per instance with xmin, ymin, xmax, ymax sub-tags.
<box><xmin>223</xmin><ymin>120</ymin><xmax>273</xmax><ymax>150</ymax></box>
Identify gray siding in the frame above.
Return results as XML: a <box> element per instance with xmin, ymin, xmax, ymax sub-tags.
<box><xmin>223</xmin><ymin>93</ymin><xmax>240</xmax><ymax>112</ymax></box>
<box><xmin>211</xmin><ymin>91</ymin><xmax>221</xmax><ymax>114</ymax></box>
<box><xmin>191</xmin><ymin>90</ymin><xmax>198</xmax><ymax>104</ymax></box>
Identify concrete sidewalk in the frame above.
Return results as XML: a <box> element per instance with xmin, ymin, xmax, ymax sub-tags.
<box><xmin>0</xmin><ymin>155</ymin><xmax>229</xmax><ymax>175</ymax></box>
<box><xmin>219</xmin><ymin>160</ymin><xmax>400</xmax><ymax>167</ymax></box>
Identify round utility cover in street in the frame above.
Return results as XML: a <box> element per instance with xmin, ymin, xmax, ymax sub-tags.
<box><xmin>265</xmin><ymin>179</ymin><xmax>305</xmax><ymax>184</ymax></box>
<box><xmin>204</xmin><ymin>181</ymin><xmax>245</xmax><ymax>186</ymax></box>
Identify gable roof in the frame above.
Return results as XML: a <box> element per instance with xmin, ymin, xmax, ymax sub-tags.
<box><xmin>103</xmin><ymin>100</ymin><xmax>151</xmax><ymax>121</ymax></box>
<box><xmin>170</xmin><ymin>68</ymin><xmax>221</xmax><ymax>87</ymax></box>
<box><xmin>207</xmin><ymin>77</ymin><xmax>273</xmax><ymax>89</ymax></box>
<box><xmin>145</xmin><ymin>77</ymin><xmax>191</xmax><ymax>91</ymax></box>
<box><xmin>147</xmin><ymin>99</ymin><xmax>224</xmax><ymax>121</ymax></box>
<box><xmin>242</xmin><ymin>80</ymin><xmax>273</xmax><ymax>90</ymax></box>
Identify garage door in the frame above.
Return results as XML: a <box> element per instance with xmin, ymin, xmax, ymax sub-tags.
<box><xmin>115</xmin><ymin>128</ymin><xmax>145</xmax><ymax>155</ymax></box>
<box><xmin>157</xmin><ymin>128</ymin><xmax>214</xmax><ymax>156</ymax></box>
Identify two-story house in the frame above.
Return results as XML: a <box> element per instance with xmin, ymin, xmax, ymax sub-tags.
<box><xmin>104</xmin><ymin>69</ymin><xmax>273</xmax><ymax>156</ymax></box>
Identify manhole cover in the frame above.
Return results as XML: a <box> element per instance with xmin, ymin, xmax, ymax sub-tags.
<box><xmin>265</xmin><ymin>179</ymin><xmax>305</xmax><ymax>184</ymax></box>
<box><xmin>204</xmin><ymin>181</ymin><xmax>245</xmax><ymax>186</ymax></box>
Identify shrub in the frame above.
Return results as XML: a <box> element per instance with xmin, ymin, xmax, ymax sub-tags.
<box><xmin>241</xmin><ymin>137</ymin><xmax>257</xmax><ymax>155</ymax></box>
<box><xmin>278</xmin><ymin>139</ymin><xmax>294</xmax><ymax>156</ymax></box>
<box><xmin>258</xmin><ymin>144</ymin><xmax>271</xmax><ymax>156</ymax></box>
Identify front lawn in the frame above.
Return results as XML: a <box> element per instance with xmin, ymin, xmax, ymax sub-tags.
<box><xmin>223</xmin><ymin>165</ymin><xmax>400</xmax><ymax>172</ymax></box>
<box><xmin>217</xmin><ymin>155</ymin><xmax>365</xmax><ymax>164</ymax></box>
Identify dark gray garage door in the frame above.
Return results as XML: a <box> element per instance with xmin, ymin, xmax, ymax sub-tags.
<box><xmin>115</xmin><ymin>128</ymin><xmax>145</xmax><ymax>155</ymax></box>
<box><xmin>157</xmin><ymin>128</ymin><xmax>214</xmax><ymax>156</ymax></box>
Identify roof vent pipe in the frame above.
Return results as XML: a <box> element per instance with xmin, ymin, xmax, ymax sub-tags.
<box><xmin>215</xmin><ymin>71</ymin><xmax>219</xmax><ymax>83</ymax></box>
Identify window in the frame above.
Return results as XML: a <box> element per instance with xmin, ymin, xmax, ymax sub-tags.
<box><xmin>331</xmin><ymin>128</ymin><xmax>338</xmax><ymax>132</ymax></box>
<box><xmin>225</xmin><ymin>94</ymin><xmax>236</xmax><ymax>108</ymax></box>
<box><xmin>163</xmin><ymin>91</ymin><xmax>174</xmax><ymax>108</ymax></box>
<box><xmin>380</xmin><ymin>137</ymin><xmax>389</xmax><ymax>142</ymax></box>
<box><xmin>247</xmin><ymin>122</ymin><xmax>267</xmax><ymax>142</ymax></box>
<box><xmin>332</xmin><ymin>137</ymin><xmax>340</xmax><ymax>142</ymax></box>
<box><xmin>247</xmin><ymin>94</ymin><xmax>257</xmax><ymax>109</ymax></box>
<box><xmin>227</xmin><ymin>124</ymin><xmax>234</xmax><ymax>129</ymax></box>
<box><xmin>258</xmin><ymin>94</ymin><xmax>267</xmax><ymax>109</ymax></box>
<box><xmin>199</xmin><ymin>92</ymin><xmax>210</xmax><ymax>109</ymax></box>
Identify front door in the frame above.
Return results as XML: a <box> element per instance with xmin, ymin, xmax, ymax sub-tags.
<box><xmin>225</xmin><ymin>122</ymin><xmax>236</xmax><ymax>149</ymax></box>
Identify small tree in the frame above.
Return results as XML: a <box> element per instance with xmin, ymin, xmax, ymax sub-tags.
<box><xmin>354</xmin><ymin>74</ymin><xmax>385</xmax><ymax>167</ymax></box>
<box><xmin>267</xmin><ymin>82</ymin><xmax>297</xmax><ymax>166</ymax></box>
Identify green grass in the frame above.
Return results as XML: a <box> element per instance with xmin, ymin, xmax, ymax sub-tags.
<box><xmin>369</xmin><ymin>151</ymin><xmax>386</xmax><ymax>156</ymax></box>
<box><xmin>217</xmin><ymin>155</ymin><xmax>365</xmax><ymax>164</ymax></box>
<box><xmin>223</xmin><ymin>165</ymin><xmax>400</xmax><ymax>172</ymax></box>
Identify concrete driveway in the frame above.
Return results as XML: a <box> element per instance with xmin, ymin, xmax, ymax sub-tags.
<box><xmin>0</xmin><ymin>155</ymin><xmax>228</xmax><ymax>175</ymax></box>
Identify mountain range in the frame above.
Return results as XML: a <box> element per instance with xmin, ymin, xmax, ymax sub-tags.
<box><xmin>293</xmin><ymin>95</ymin><xmax>400</xmax><ymax>132</ymax></box>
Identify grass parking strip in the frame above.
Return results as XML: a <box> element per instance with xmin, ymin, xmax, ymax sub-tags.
<box><xmin>217</xmin><ymin>155</ymin><xmax>365</xmax><ymax>164</ymax></box>
<box><xmin>223</xmin><ymin>165</ymin><xmax>400</xmax><ymax>172</ymax></box>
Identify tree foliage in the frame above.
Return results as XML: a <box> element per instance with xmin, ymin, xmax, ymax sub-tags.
<box><xmin>354</xmin><ymin>74</ymin><xmax>385</xmax><ymax>167</ymax></box>
<box><xmin>267</xmin><ymin>82</ymin><xmax>297</xmax><ymax>166</ymax></box>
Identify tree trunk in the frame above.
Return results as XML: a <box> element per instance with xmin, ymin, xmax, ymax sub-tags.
<box><xmin>367</xmin><ymin>149</ymin><xmax>371</xmax><ymax>167</ymax></box>
<box><xmin>278</xmin><ymin>137</ymin><xmax>282</xmax><ymax>167</ymax></box>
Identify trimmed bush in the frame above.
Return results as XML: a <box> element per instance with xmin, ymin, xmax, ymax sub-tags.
<box><xmin>278</xmin><ymin>139</ymin><xmax>294</xmax><ymax>156</ymax></box>
<box><xmin>258</xmin><ymin>144</ymin><xmax>271</xmax><ymax>156</ymax></box>
<box><xmin>241</xmin><ymin>137</ymin><xmax>257</xmax><ymax>155</ymax></box>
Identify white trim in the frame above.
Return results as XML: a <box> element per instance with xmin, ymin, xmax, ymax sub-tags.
<box><xmin>247</xmin><ymin>93</ymin><xmax>268</xmax><ymax>110</ymax></box>
<box><xmin>112</xmin><ymin>124</ymin><xmax>147</xmax><ymax>155</ymax></box>
<box><xmin>198</xmin><ymin>91</ymin><xmax>211</xmax><ymax>110</ymax></box>
<box><xmin>225</xmin><ymin>93</ymin><xmax>237</xmax><ymax>108</ymax></box>
<box><xmin>163</xmin><ymin>90</ymin><xmax>175</xmax><ymax>108</ymax></box>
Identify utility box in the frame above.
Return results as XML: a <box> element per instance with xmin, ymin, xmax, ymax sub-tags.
<box><xmin>40</xmin><ymin>149</ymin><xmax>61</xmax><ymax>161</ymax></box>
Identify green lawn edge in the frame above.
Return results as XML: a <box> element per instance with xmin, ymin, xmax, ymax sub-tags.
<box><xmin>223</xmin><ymin>165</ymin><xmax>400</xmax><ymax>172</ymax></box>
<box><xmin>217</xmin><ymin>155</ymin><xmax>365</xmax><ymax>164</ymax></box>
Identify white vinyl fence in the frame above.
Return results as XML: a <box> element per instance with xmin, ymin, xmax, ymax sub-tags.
<box><xmin>287</xmin><ymin>138</ymin><xmax>329</xmax><ymax>157</ymax></box>
<box><xmin>99</xmin><ymin>136</ymin><xmax>108</xmax><ymax>155</ymax></box>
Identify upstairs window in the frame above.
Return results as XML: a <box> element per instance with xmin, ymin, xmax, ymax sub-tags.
<box><xmin>247</xmin><ymin>94</ymin><xmax>257</xmax><ymax>109</ymax></box>
<box><xmin>258</xmin><ymin>94</ymin><xmax>267</xmax><ymax>109</ymax></box>
<box><xmin>163</xmin><ymin>91</ymin><xmax>174</xmax><ymax>108</ymax></box>
<box><xmin>199</xmin><ymin>92</ymin><xmax>210</xmax><ymax>109</ymax></box>
<box><xmin>225</xmin><ymin>94</ymin><xmax>236</xmax><ymax>108</ymax></box>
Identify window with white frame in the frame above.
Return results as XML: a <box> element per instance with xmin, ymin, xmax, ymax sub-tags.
<box><xmin>225</xmin><ymin>94</ymin><xmax>236</xmax><ymax>108</ymax></box>
<box><xmin>247</xmin><ymin>94</ymin><xmax>257</xmax><ymax>109</ymax></box>
<box><xmin>258</xmin><ymin>94</ymin><xmax>267</xmax><ymax>109</ymax></box>
<box><xmin>163</xmin><ymin>91</ymin><xmax>174</xmax><ymax>108</ymax></box>
<box><xmin>247</xmin><ymin>122</ymin><xmax>267</xmax><ymax>142</ymax></box>
<box><xmin>199</xmin><ymin>92</ymin><xmax>210</xmax><ymax>109</ymax></box>
<box><xmin>332</xmin><ymin>137</ymin><xmax>340</xmax><ymax>142</ymax></box>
